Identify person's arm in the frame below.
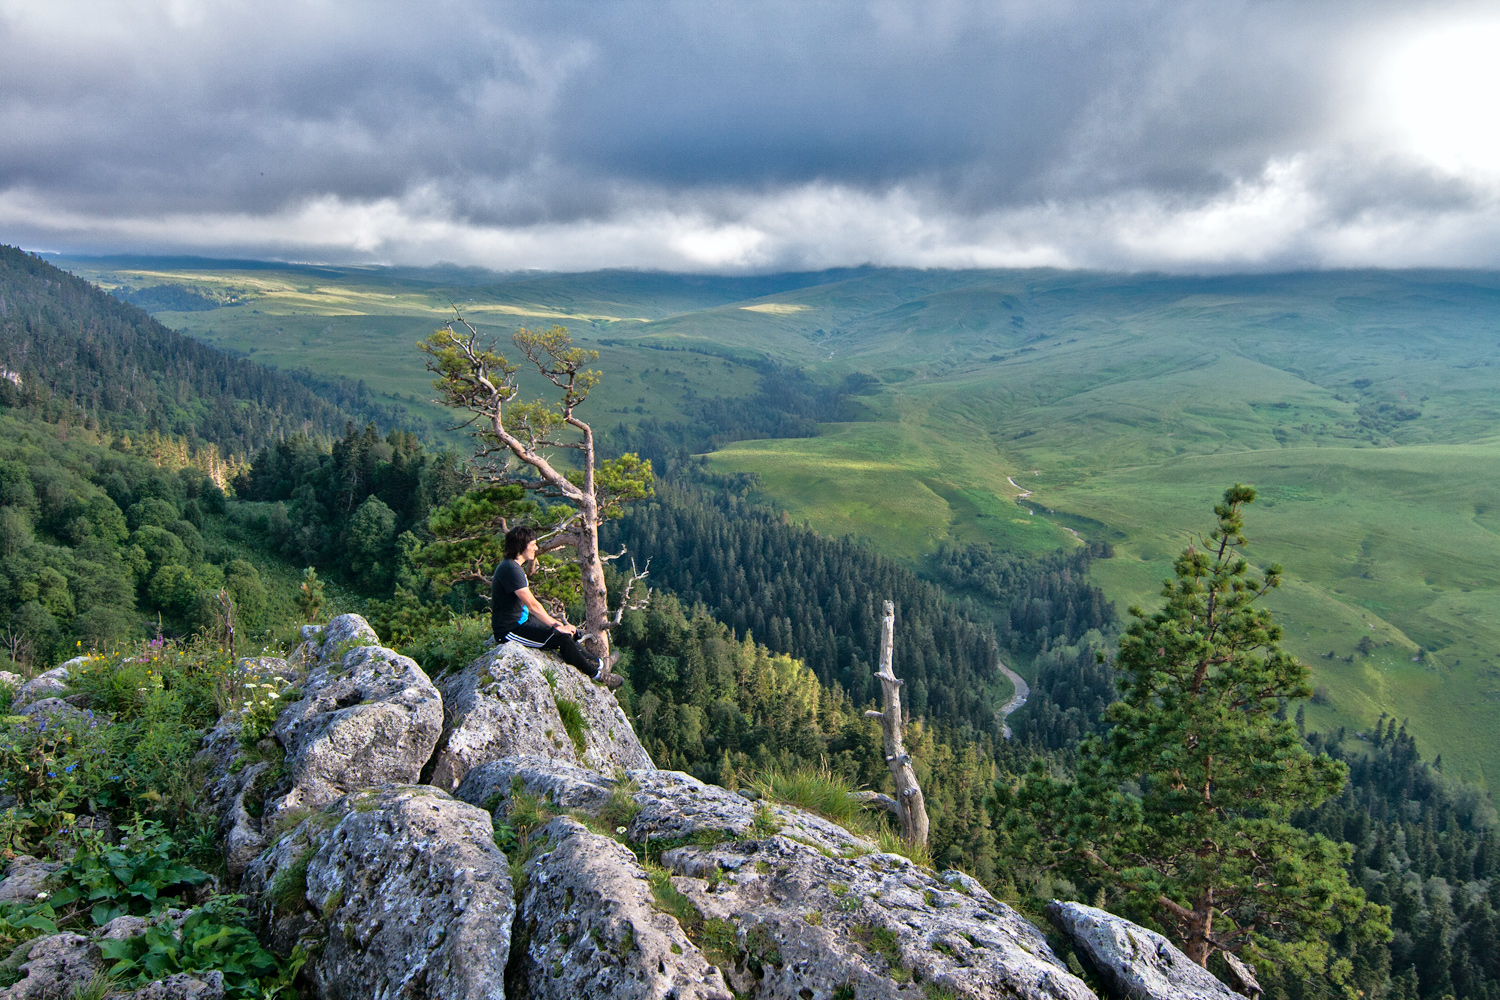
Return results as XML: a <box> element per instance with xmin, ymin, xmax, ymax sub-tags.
<box><xmin>515</xmin><ymin>586</ymin><xmax>576</xmax><ymax>634</ymax></box>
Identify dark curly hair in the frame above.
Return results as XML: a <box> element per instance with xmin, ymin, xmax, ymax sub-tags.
<box><xmin>504</xmin><ymin>525</ymin><xmax>538</xmax><ymax>561</ymax></box>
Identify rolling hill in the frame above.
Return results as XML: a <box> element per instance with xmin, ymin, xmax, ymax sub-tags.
<box><xmin>51</xmin><ymin>255</ymin><xmax>1500</xmax><ymax>786</ymax></box>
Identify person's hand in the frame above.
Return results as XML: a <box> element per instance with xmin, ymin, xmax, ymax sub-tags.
<box><xmin>553</xmin><ymin>622</ymin><xmax>578</xmax><ymax>635</ymax></box>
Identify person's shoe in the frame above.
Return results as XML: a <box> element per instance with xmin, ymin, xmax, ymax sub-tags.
<box><xmin>604</xmin><ymin>650</ymin><xmax>623</xmax><ymax>671</ymax></box>
<box><xmin>598</xmin><ymin>671</ymin><xmax>625</xmax><ymax>690</ymax></box>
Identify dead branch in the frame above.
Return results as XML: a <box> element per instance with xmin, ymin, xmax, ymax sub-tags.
<box><xmin>611</xmin><ymin>557</ymin><xmax>652</xmax><ymax>624</ymax></box>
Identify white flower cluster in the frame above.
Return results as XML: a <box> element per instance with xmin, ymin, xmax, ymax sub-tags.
<box><xmin>242</xmin><ymin>675</ymin><xmax>289</xmax><ymax>716</ymax></box>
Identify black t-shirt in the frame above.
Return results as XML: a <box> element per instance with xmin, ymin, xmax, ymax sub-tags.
<box><xmin>491</xmin><ymin>559</ymin><xmax>530</xmax><ymax>635</ymax></box>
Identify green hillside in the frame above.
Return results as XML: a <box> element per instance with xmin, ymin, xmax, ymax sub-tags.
<box><xmin>53</xmin><ymin>257</ymin><xmax>1500</xmax><ymax>785</ymax></box>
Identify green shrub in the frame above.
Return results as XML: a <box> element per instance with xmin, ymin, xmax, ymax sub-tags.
<box><xmin>48</xmin><ymin>819</ymin><xmax>210</xmax><ymax>926</ymax></box>
<box><xmin>0</xmin><ymin>705</ymin><xmax>128</xmax><ymax>851</ymax></box>
<box><xmin>98</xmin><ymin>897</ymin><xmax>286</xmax><ymax>1000</ymax></box>
<box><xmin>397</xmin><ymin>615</ymin><xmax>491</xmax><ymax>677</ymax></box>
<box><xmin>0</xmin><ymin>819</ymin><xmax>211</xmax><ymax>952</ymax></box>
<box><xmin>268</xmin><ymin>848</ymin><xmax>313</xmax><ymax>916</ymax></box>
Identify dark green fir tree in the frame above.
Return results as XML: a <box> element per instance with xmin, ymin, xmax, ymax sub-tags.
<box><xmin>1013</xmin><ymin>485</ymin><xmax>1389</xmax><ymax>978</ymax></box>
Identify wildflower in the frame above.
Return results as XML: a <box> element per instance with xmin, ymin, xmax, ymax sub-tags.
<box><xmin>64</xmin><ymin>764</ymin><xmax>75</xmax><ymax>772</ymax></box>
<box><xmin>35</xmin><ymin>891</ymin><xmax>47</xmax><ymax>900</ymax></box>
<box><xmin>616</xmin><ymin>826</ymin><xmax>627</xmax><ymax>835</ymax></box>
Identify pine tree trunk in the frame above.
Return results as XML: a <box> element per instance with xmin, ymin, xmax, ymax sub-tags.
<box><xmin>576</xmin><ymin>505</ymin><xmax>611</xmax><ymax>661</ymax></box>
<box><xmin>1184</xmin><ymin>892</ymin><xmax>1214</xmax><ymax>966</ymax></box>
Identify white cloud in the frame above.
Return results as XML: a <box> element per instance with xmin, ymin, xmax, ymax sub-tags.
<box><xmin>2</xmin><ymin>0</ymin><xmax>1499</xmax><ymax>272</ymax></box>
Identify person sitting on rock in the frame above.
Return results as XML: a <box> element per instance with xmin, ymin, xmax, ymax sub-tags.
<box><xmin>492</xmin><ymin>525</ymin><xmax>623</xmax><ymax>688</ymax></box>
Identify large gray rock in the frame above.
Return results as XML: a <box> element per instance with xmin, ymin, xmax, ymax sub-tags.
<box><xmin>660</xmin><ymin>836</ymin><xmax>1098</xmax><ymax>1000</ymax></box>
<box><xmin>455</xmin><ymin>755</ymin><xmax>617</xmax><ymax>814</ymax></box>
<box><xmin>245</xmin><ymin>785</ymin><xmax>514</xmax><ymax>1000</ymax></box>
<box><xmin>0</xmin><ymin>856</ymin><xmax>62</xmax><ymax>905</ymax></box>
<box><xmin>0</xmin><ymin>932</ymin><xmax>99</xmax><ymax>1000</ymax></box>
<box><xmin>16</xmin><ymin>698</ymin><xmax>88</xmax><ymax>725</ymax></box>
<box><xmin>267</xmin><ymin>638</ymin><xmax>443</xmax><ymax>817</ymax></box>
<box><xmin>192</xmin><ymin>718</ymin><xmax>273</xmax><ymax>882</ymax></box>
<box><xmin>631</xmin><ymin>769</ymin><xmax>873</xmax><ymax>855</ymax></box>
<box><xmin>0</xmin><ymin>670</ymin><xmax>22</xmax><ymax>689</ymax></box>
<box><xmin>1046</xmin><ymin>901</ymin><xmax>1240</xmax><ymax>1000</ymax></box>
<box><xmin>10</xmin><ymin>662</ymin><xmax>74</xmax><ymax>710</ymax></box>
<box><xmin>425</xmin><ymin>643</ymin><xmax>651</xmax><ymax>792</ymax></box>
<box><xmin>289</xmin><ymin>615</ymin><xmax>381</xmax><ymax>669</ymax></box>
<box><xmin>456</xmin><ymin>756</ymin><xmax>873</xmax><ymax>856</ymax></box>
<box><xmin>514</xmin><ymin>817</ymin><xmax>732</xmax><ymax>1000</ymax></box>
<box><xmin>120</xmin><ymin>972</ymin><xmax>225</xmax><ymax>1000</ymax></box>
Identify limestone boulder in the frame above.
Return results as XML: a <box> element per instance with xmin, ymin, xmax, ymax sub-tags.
<box><xmin>1046</xmin><ymin>901</ymin><xmax>1240</xmax><ymax>1000</ymax></box>
<box><xmin>454</xmin><ymin>755</ymin><xmax>616</xmax><ymax>814</ymax></box>
<box><xmin>119</xmin><ymin>971</ymin><xmax>226</xmax><ymax>1000</ymax></box>
<box><xmin>244</xmin><ymin>785</ymin><xmax>513</xmax><ymax>1000</ymax></box>
<box><xmin>457</xmin><ymin>756</ymin><xmax>872</xmax><ymax>856</ymax></box>
<box><xmin>267</xmin><ymin>642</ymin><xmax>442</xmax><ymax>817</ymax></box>
<box><xmin>630</xmin><ymin>769</ymin><xmax>874</xmax><ymax>855</ymax></box>
<box><xmin>0</xmin><ymin>670</ymin><xmax>22</xmax><ymax>689</ymax></box>
<box><xmin>10</xmin><ymin>662</ymin><xmax>75</xmax><ymax>710</ymax></box>
<box><xmin>425</xmin><ymin>642</ymin><xmax>651</xmax><ymax>792</ymax></box>
<box><xmin>288</xmin><ymin>615</ymin><xmax>381</xmax><ymax>669</ymax></box>
<box><xmin>192</xmin><ymin>717</ymin><xmax>272</xmax><ymax>882</ymax></box>
<box><xmin>0</xmin><ymin>856</ymin><xmax>62</xmax><ymax>905</ymax></box>
<box><xmin>513</xmin><ymin>816</ymin><xmax>732</xmax><ymax>1000</ymax></box>
<box><xmin>0</xmin><ymin>933</ymin><xmax>99</xmax><ymax>1000</ymax></box>
<box><xmin>659</xmin><ymin>836</ymin><xmax>1098</xmax><ymax>1000</ymax></box>
<box><xmin>16</xmin><ymin>698</ymin><xmax>89</xmax><ymax>726</ymax></box>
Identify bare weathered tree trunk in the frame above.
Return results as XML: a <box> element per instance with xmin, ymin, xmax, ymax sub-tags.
<box><xmin>864</xmin><ymin>600</ymin><xmax>930</xmax><ymax>845</ymax></box>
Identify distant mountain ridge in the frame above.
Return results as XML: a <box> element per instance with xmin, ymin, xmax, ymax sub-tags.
<box><xmin>0</xmin><ymin>245</ymin><xmax>424</xmax><ymax>455</ymax></box>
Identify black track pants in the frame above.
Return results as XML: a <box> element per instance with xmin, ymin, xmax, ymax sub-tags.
<box><xmin>498</xmin><ymin>620</ymin><xmax>600</xmax><ymax>677</ymax></box>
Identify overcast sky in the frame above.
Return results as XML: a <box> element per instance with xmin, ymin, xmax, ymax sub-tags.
<box><xmin>2</xmin><ymin>0</ymin><xmax>1498</xmax><ymax>273</ymax></box>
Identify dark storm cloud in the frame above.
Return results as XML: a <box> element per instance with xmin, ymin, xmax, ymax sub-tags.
<box><xmin>0</xmin><ymin>0</ymin><xmax>1495</xmax><ymax>270</ymax></box>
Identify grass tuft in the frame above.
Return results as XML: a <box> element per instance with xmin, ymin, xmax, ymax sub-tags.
<box><xmin>750</xmin><ymin>765</ymin><xmax>859</xmax><ymax>826</ymax></box>
<box><xmin>554</xmin><ymin>695</ymin><xmax>589</xmax><ymax>756</ymax></box>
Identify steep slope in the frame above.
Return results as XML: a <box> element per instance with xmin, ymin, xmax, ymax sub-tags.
<box><xmin>0</xmin><ymin>245</ymin><xmax>421</xmax><ymax>455</ymax></box>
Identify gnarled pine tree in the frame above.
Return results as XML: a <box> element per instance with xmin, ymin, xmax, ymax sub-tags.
<box><xmin>1012</xmin><ymin>485</ymin><xmax>1388</xmax><ymax>979</ymax></box>
<box><xmin>420</xmin><ymin>318</ymin><xmax>653</xmax><ymax>660</ymax></box>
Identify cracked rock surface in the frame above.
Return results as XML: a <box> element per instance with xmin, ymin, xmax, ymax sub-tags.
<box><xmin>426</xmin><ymin>642</ymin><xmax>651</xmax><ymax>792</ymax></box>
<box><xmin>1047</xmin><ymin>901</ymin><xmax>1240</xmax><ymax>1000</ymax></box>
<box><xmin>458</xmin><ymin>754</ymin><xmax>874</xmax><ymax>857</ymax></box>
<box><xmin>246</xmin><ymin>785</ymin><xmax>513</xmax><ymax>1000</ymax></box>
<box><xmin>268</xmin><ymin>632</ymin><xmax>442</xmax><ymax>817</ymax></box>
<box><xmin>454</xmin><ymin>755</ymin><xmax>617</xmax><ymax>814</ymax></box>
<box><xmin>514</xmin><ymin>817</ymin><xmax>732</xmax><ymax>1000</ymax></box>
<box><xmin>659</xmin><ymin>835</ymin><xmax>1098</xmax><ymax>1000</ymax></box>
<box><xmin>193</xmin><ymin>718</ymin><xmax>273</xmax><ymax>882</ymax></box>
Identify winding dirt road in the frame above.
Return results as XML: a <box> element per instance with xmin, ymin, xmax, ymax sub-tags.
<box><xmin>997</xmin><ymin>660</ymin><xmax>1030</xmax><ymax>739</ymax></box>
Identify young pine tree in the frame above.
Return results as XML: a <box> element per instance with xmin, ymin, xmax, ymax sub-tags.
<box><xmin>1014</xmin><ymin>485</ymin><xmax>1388</xmax><ymax>977</ymax></box>
<box><xmin>296</xmin><ymin>566</ymin><xmax>325</xmax><ymax>624</ymax></box>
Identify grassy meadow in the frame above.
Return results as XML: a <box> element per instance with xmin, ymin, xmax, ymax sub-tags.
<box><xmin>53</xmin><ymin>257</ymin><xmax>1500</xmax><ymax>785</ymax></box>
